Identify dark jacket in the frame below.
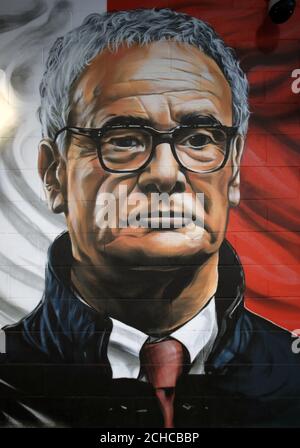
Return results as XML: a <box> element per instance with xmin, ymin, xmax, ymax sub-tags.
<box><xmin>0</xmin><ymin>231</ymin><xmax>299</xmax><ymax>428</ymax></box>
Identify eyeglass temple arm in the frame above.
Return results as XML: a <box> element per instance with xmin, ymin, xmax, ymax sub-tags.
<box><xmin>53</xmin><ymin>126</ymin><xmax>100</xmax><ymax>142</ymax></box>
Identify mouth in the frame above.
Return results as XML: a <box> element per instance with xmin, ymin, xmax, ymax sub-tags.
<box><xmin>127</xmin><ymin>210</ymin><xmax>203</xmax><ymax>230</ymax></box>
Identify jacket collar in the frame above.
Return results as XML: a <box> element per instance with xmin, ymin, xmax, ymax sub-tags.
<box><xmin>46</xmin><ymin>230</ymin><xmax>246</xmax><ymax>361</ymax></box>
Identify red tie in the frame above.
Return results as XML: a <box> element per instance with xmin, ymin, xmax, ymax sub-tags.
<box><xmin>139</xmin><ymin>338</ymin><xmax>190</xmax><ymax>428</ymax></box>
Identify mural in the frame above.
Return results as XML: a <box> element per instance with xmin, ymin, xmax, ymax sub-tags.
<box><xmin>0</xmin><ymin>1</ymin><xmax>299</xmax><ymax>429</ymax></box>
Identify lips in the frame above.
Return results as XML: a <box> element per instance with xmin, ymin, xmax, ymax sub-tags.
<box><xmin>129</xmin><ymin>210</ymin><xmax>203</xmax><ymax>229</ymax></box>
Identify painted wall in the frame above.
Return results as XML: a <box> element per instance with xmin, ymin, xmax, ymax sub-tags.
<box><xmin>0</xmin><ymin>0</ymin><xmax>299</xmax><ymax>431</ymax></box>
<box><xmin>0</xmin><ymin>0</ymin><xmax>299</xmax><ymax>330</ymax></box>
<box><xmin>0</xmin><ymin>0</ymin><xmax>106</xmax><ymax>327</ymax></box>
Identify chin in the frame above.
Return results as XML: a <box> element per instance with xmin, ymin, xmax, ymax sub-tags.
<box><xmin>102</xmin><ymin>226</ymin><xmax>214</xmax><ymax>266</ymax></box>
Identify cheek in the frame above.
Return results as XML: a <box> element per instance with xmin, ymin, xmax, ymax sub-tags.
<box><xmin>66</xmin><ymin>159</ymin><xmax>139</xmax><ymax>231</ymax></box>
<box><xmin>188</xmin><ymin>168</ymin><xmax>231</xmax><ymax>215</ymax></box>
<box><xmin>66</xmin><ymin>160</ymin><xmax>108</xmax><ymax>232</ymax></box>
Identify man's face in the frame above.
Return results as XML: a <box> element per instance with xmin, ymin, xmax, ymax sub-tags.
<box><xmin>55</xmin><ymin>41</ymin><xmax>242</xmax><ymax>267</ymax></box>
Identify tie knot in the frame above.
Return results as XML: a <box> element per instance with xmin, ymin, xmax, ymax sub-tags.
<box><xmin>140</xmin><ymin>338</ymin><xmax>190</xmax><ymax>389</ymax></box>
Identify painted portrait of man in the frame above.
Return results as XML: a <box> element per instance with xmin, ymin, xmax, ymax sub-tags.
<box><xmin>0</xmin><ymin>6</ymin><xmax>299</xmax><ymax>429</ymax></box>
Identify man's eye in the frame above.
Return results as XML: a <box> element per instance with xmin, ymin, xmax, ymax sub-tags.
<box><xmin>110</xmin><ymin>137</ymin><xmax>142</xmax><ymax>148</ymax></box>
<box><xmin>184</xmin><ymin>134</ymin><xmax>212</xmax><ymax>148</ymax></box>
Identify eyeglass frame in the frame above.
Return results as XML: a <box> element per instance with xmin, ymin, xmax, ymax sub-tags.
<box><xmin>53</xmin><ymin>122</ymin><xmax>239</xmax><ymax>174</ymax></box>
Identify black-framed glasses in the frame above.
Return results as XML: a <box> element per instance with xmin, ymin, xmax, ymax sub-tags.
<box><xmin>53</xmin><ymin>122</ymin><xmax>238</xmax><ymax>174</ymax></box>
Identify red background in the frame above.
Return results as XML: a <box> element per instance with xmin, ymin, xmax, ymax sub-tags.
<box><xmin>108</xmin><ymin>0</ymin><xmax>300</xmax><ymax>332</ymax></box>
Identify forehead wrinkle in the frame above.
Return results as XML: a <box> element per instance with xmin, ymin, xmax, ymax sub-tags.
<box><xmin>151</xmin><ymin>55</ymin><xmax>202</xmax><ymax>64</ymax></box>
<box><xmin>110</xmin><ymin>78</ymin><xmax>220</xmax><ymax>90</ymax></box>
<box><xmin>98</xmin><ymin>87</ymin><xmax>223</xmax><ymax>107</ymax></box>
<box><xmin>168</xmin><ymin>67</ymin><xmax>215</xmax><ymax>84</ymax></box>
<box><xmin>129</xmin><ymin>49</ymin><xmax>226</xmax><ymax>83</ymax></box>
<box><xmin>85</xmin><ymin>96</ymin><xmax>150</xmax><ymax>128</ymax></box>
<box><xmin>131</xmin><ymin>95</ymin><xmax>149</xmax><ymax>117</ymax></box>
<box><xmin>138</xmin><ymin>93</ymin><xmax>173</xmax><ymax>128</ymax></box>
<box><xmin>127</xmin><ymin>73</ymin><xmax>215</xmax><ymax>86</ymax></box>
<box><xmin>167</xmin><ymin>94</ymin><xmax>179</xmax><ymax>126</ymax></box>
<box><xmin>130</xmin><ymin>64</ymin><xmax>216</xmax><ymax>85</ymax></box>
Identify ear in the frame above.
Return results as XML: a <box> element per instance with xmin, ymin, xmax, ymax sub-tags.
<box><xmin>38</xmin><ymin>139</ymin><xmax>67</xmax><ymax>214</ymax></box>
<box><xmin>228</xmin><ymin>134</ymin><xmax>245</xmax><ymax>208</ymax></box>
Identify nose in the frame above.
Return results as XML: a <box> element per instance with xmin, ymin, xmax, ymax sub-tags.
<box><xmin>138</xmin><ymin>143</ymin><xmax>186</xmax><ymax>194</ymax></box>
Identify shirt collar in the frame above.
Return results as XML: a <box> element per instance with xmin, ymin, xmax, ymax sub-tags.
<box><xmin>108</xmin><ymin>296</ymin><xmax>218</xmax><ymax>366</ymax></box>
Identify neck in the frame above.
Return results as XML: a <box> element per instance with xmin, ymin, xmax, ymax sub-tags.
<box><xmin>71</xmin><ymin>252</ymin><xmax>219</xmax><ymax>336</ymax></box>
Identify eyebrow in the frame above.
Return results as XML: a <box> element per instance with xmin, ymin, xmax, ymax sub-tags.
<box><xmin>179</xmin><ymin>112</ymin><xmax>223</xmax><ymax>127</ymax></box>
<box><xmin>101</xmin><ymin>113</ymin><xmax>223</xmax><ymax>128</ymax></box>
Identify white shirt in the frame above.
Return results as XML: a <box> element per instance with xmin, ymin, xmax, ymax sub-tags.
<box><xmin>107</xmin><ymin>298</ymin><xmax>218</xmax><ymax>381</ymax></box>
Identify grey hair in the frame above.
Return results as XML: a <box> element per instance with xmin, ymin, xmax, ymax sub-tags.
<box><xmin>38</xmin><ymin>8</ymin><xmax>250</xmax><ymax>154</ymax></box>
